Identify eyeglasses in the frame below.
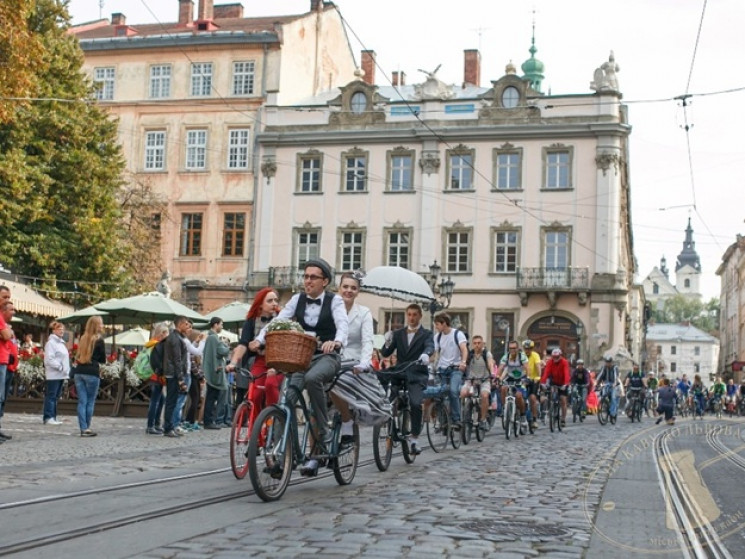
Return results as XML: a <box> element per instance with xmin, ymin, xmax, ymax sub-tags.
<box><xmin>303</xmin><ymin>274</ymin><xmax>324</xmax><ymax>281</ymax></box>
<box><xmin>508</xmin><ymin>346</ymin><xmax>518</xmax><ymax>350</ymax></box>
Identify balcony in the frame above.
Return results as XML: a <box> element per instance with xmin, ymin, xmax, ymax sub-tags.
<box><xmin>516</xmin><ymin>267</ymin><xmax>590</xmax><ymax>291</ymax></box>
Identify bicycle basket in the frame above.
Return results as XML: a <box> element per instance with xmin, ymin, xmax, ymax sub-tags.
<box><xmin>265</xmin><ymin>330</ymin><xmax>317</xmax><ymax>372</ymax></box>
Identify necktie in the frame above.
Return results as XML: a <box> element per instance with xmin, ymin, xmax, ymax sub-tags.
<box><xmin>307</xmin><ymin>298</ymin><xmax>321</xmax><ymax>306</ymax></box>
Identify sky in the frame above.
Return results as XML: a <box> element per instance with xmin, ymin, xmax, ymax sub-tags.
<box><xmin>67</xmin><ymin>0</ymin><xmax>745</xmax><ymax>300</ymax></box>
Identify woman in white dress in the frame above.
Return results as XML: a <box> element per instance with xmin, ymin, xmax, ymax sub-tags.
<box><xmin>330</xmin><ymin>272</ymin><xmax>390</xmax><ymax>440</ymax></box>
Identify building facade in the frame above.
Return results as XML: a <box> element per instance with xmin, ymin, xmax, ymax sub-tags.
<box><xmin>254</xmin><ymin>47</ymin><xmax>643</xmax><ymax>367</ymax></box>
<box><xmin>646</xmin><ymin>323</ymin><xmax>719</xmax><ymax>384</ymax></box>
<box><xmin>717</xmin><ymin>234</ymin><xmax>745</xmax><ymax>381</ymax></box>
<box><xmin>72</xmin><ymin>0</ymin><xmax>356</xmax><ymax>311</ymax></box>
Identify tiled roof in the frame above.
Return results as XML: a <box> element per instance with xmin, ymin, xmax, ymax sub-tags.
<box><xmin>646</xmin><ymin>323</ymin><xmax>717</xmax><ymax>343</ymax></box>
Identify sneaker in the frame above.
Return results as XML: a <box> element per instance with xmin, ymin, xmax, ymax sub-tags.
<box><xmin>530</xmin><ymin>421</ymin><xmax>538</xmax><ymax>430</ymax></box>
<box><xmin>80</xmin><ymin>429</ymin><xmax>97</xmax><ymax>437</ymax></box>
<box><xmin>146</xmin><ymin>427</ymin><xmax>161</xmax><ymax>435</ymax></box>
<box><xmin>340</xmin><ymin>434</ymin><xmax>355</xmax><ymax>447</ymax></box>
<box><xmin>190</xmin><ymin>422</ymin><xmax>201</xmax><ymax>431</ymax></box>
<box><xmin>0</xmin><ymin>431</ymin><xmax>12</xmax><ymax>440</ymax></box>
<box><xmin>478</xmin><ymin>420</ymin><xmax>487</xmax><ymax>431</ymax></box>
<box><xmin>452</xmin><ymin>421</ymin><xmax>462</xmax><ymax>431</ymax></box>
<box><xmin>204</xmin><ymin>423</ymin><xmax>221</xmax><ymax>430</ymax></box>
<box><xmin>655</xmin><ymin>417</ymin><xmax>663</xmax><ymax>425</ymax></box>
<box><xmin>175</xmin><ymin>426</ymin><xmax>188</xmax><ymax>435</ymax></box>
<box><xmin>300</xmin><ymin>459</ymin><xmax>319</xmax><ymax>477</ymax></box>
<box><xmin>163</xmin><ymin>430</ymin><xmax>179</xmax><ymax>438</ymax></box>
<box><xmin>45</xmin><ymin>418</ymin><xmax>63</xmax><ymax>425</ymax></box>
<box><xmin>410</xmin><ymin>442</ymin><xmax>422</xmax><ymax>455</ymax></box>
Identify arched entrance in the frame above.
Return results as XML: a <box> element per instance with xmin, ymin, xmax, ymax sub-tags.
<box><xmin>526</xmin><ymin>316</ymin><xmax>582</xmax><ymax>362</ymax></box>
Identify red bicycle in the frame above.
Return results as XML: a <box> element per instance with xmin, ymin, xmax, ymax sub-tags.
<box><xmin>230</xmin><ymin>369</ymin><xmax>266</xmax><ymax>479</ymax></box>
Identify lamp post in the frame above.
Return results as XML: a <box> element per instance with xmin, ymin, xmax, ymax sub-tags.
<box><xmin>576</xmin><ymin>321</ymin><xmax>584</xmax><ymax>361</ymax></box>
<box><xmin>427</xmin><ymin>260</ymin><xmax>455</xmax><ymax>328</ymax></box>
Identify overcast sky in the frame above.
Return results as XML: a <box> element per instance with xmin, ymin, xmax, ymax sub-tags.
<box><xmin>68</xmin><ymin>0</ymin><xmax>745</xmax><ymax>300</ymax></box>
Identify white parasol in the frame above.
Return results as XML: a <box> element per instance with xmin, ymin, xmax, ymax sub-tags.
<box><xmin>361</xmin><ymin>266</ymin><xmax>435</xmax><ymax>303</ymax></box>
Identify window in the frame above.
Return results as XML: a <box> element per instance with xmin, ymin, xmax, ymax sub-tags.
<box><xmin>350</xmin><ymin>91</ymin><xmax>367</xmax><ymax>114</ymax></box>
<box><xmin>684</xmin><ymin>278</ymin><xmax>691</xmax><ymax>288</ymax></box>
<box><xmin>180</xmin><ymin>213</ymin><xmax>202</xmax><ymax>256</ymax></box>
<box><xmin>297</xmin><ymin>153</ymin><xmax>322</xmax><ymax>193</ymax></box>
<box><xmin>343</xmin><ymin>153</ymin><xmax>367</xmax><ymax>192</ymax></box>
<box><xmin>338</xmin><ymin>229</ymin><xmax>365</xmax><ymax>271</ymax></box>
<box><xmin>93</xmin><ymin>67</ymin><xmax>115</xmax><ymax>100</ymax></box>
<box><xmin>493</xmin><ymin>230</ymin><xmax>519</xmax><ymax>273</ymax></box>
<box><xmin>185</xmin><ymin>129</ymin><xmax>208</xmax><ymax>170</ymax></box>
<box><xmin>656</xmin><ymin>345</ymin><xmax>662</xmax><ymax>355</ymax></box>
<box><xmin>544</xmin><ymin>148</ymin><xmax>572</xmax><ymax>189</ymax></box>
<box><xmin>694</xmin><ymin>346</ymin><xmax>700</xmax><ymax>356</ymax></box>
<box><xmin>494</xmin><ymin>149</ymin><xmax>521</xmax><ymax>190</ymax></box>
<box><xmin>149</xmin><ymin>65</ymin><xmax>171</xmax><ymax>98</ymax></box>
<box><xmin>227</xmin><ymin>129</ymin><xmax>250</xmax><ymax>169</ymax></box>
<box><xmin>386</xmin><ymin>230</ymin><xmax>411</xmax><ymax>268</ymax></box>
<box><xmin>232</xmin><ymin>61</ymin><xmax>255</xmax><ymax>96</ymax></box>
<box><xmin>447</xmin><ymin>148</ymin><xmax>474</xmax><ymax>190</ymax></box>
<box><xmin>671</xmin><ymin>345</ymin><xmax>677</xmax><ymax>355</ymax></box>
<box><xmin>670</xmin><ymin>362</ymin><xmax>677</xmax><ymax>373</ymax></box>
<box><xmin>295</xmin><ymin>229</ymin><xmax>320</xmax><ymax>267</ymax></box>
<box><xmin>446</xmin><ymin>228</ymin><xmax>471</xmax><ymax>273</ymax></box>
<box><xmin>190</xmin><ymin>62</ymin><xmax>213</xmax><ymax>96</ymax></box>
<box><xmin>223</xmin><ymin>213</ymin><xmax>245</xmax><ymax>257</ymax></box>
<box><xmin>384</xmin><ymin>311</ymin><xmax>405</xmax><ymax>332</ymax></box>
<box><xmin>501</xmin><ymin>86</ymin><xmax>520</xmax><ymax>108</ymax></box>
<box><xmin>544</xmin><ymin>230</ymin><xmax>569</xmax><ymax>268</ymax></box>
<box><xmin>388</xmin><ymin>149</ymin><xmax>414</xmax><ymax>191</ymax></box>
<box><xmin>144</xmin><ymin>130</ymin><xmax>166</xmax><ymax>170</ymax></box>
<box><xmin>694</xmin><ymin>363</ymin><xmax>700</xmax><ymax>373</ymax></box>
<box><xmin>653</xmin><ymin>283</ymin><xmax>659</xmax><ymax>294</ymax></box>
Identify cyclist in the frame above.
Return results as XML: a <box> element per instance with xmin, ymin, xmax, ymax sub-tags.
<box><xmin>380</xmin><ymin>303</ymin><xmax>435</xmax><ymax>456</ymax></box>
<box><xmin>498</xmin><ymin>340</ymin><xmax>529</xmax><ymax>426</ymax></box>
<box><xmin>250</xmin><ymin>258</ymin><xmax>348</xmax><ymax>476</ymax></box>
<box><xmin>595</xmin><ymin>355</ymin><xmax>621</xmax><ymax>422</ymax></box>
<box><xmin>646</xmin><ymin>372</ymin><xmax>659</xmax><ymax>416</ymax></box>
<box><xmin>460</xmin><ymin>335</ymin><xmax>496</xmax><ymax>431</ymax></box>
<box><xmin>540</xmin><ymin>348</ymin><xmax>570</xmax><ymax>427</ymax></box>
<box><xmin>570</xmin><ymin>359</ymin><xmax>590</xmax><ymax>419</ymax></box>
<box><xmin>690</xmin><ymin>374</ymin><xmax>707</xmax><ymax>417</ymax></box>
<box><xmin>433</xmin><ymin>312</ymin><xmax>469</xmax><ymax>430</ymax></box>
<box><xmin>725</xmin><ymin>379</ymin><xmax>737</xmax><ymax>414</ymax></box>
<box><xmin>522</xmin><ymin>339</ymin><xmax>542</xmax><ymax>430</ymax></box>
<box><xmin>624</xmin><ymin>363</ymin><xmax>647</xmax><ymax>417</ymax></box>
<box><xmin>677</xmin><ymin>374</ymin><xmax>692</xmax><ymax>410</ymax></box>
<box><xmin>711</xmin><ymin>376</ymin><xmax>726</xmax><ymax>413</ymax></box>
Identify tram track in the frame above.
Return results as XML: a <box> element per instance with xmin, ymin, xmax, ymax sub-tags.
<box><xmin>0</xmin><ymin>456</ymin><xmax>379</xmax><ymax>556</ymax></box>
<box><xmin>654</xmin><ymin>427</ymin><xmax>734</xmax><ymax>559</ymax></box>
<box><xmin>705</xmin><ymin>423</ymin><xmax>745</xmax><ymax>472</ymax></box>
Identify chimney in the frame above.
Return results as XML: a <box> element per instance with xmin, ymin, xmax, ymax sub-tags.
<box><xmin>178</xmin><ymin>0</ymin><xmax>193</xmax><ymax>25</ymax></box>
<box><xmin>310</xmin><ymin>0</ymin><xmax>323</xmax><ymax>11</ymax></box>
<box><xmin>400</xmin><ymin>71</ymin><xmax>406</xmax><ymax>86</ymax></box>
<box><xmin>214</xmin><ymin>3</ymin><xmax>244</xmax><ymax>18</ymax></box>
<box><xmin>463</xmin><ymin>49</ymin><xmax>481</xmax><ymax>87</ymax></box>
<box><xmin>111</xmin><ymin>13</ymin><xmax>126</xmax><ymax>26</ymax></box>
<box><xmin>197</xmin><ymin>0</ymin><xmax>214</xmax><ymax>20</ymax></box>
<box><xmin>360</xmin><ymin>50</ymin><xmax>376</xmax><ymax>86</ymax></box>
<box><xmin>392</xmin><ymin>71</ymin><xmax>399</xmax><ymax>87</ymax></box>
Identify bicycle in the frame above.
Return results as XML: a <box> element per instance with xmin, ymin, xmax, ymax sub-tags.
<box><xmin>425</xmin><ymin>370</ymin><xmax>460</xmax><ymax>451</ymax></box>
<box><xmin>570</xmin><ymin>385</ymin><xmax>585</xmax><ymax>423</ymax></box>
<box><xmin>537</xmin><ymin>383</ymin><xmax>549</xmax><ymax>425</ymax></box>
<box><xmin>229</xmin><ymin>368</ymin><xmax>267</xmax><ymax>479</ymax></box>
<box><xmin>626</xmin><ymin>387</ymin><xmax>643</xmax><ymax>422</ymax></box>
<box><xmin>461</xmin><ymin>376</ymin><xmax>491</xmax><ymax>444</ymax></box>
<box><xmin>247</xmin><ymin>360</ymin><xmax>360</xmax><ymax>502</ymax></box>
<box><xmin>596</xmin><ymin>383</ymin><xmax>613</xmax><ymax>425</ymax></box>
<box><xmin>546</xmin><ymin>383</ymin><xmax>564</xmax><ymax>433</ymax></box>
<box><xmin>502</xmin><ymin>377</ymin><xmax>533</xmax><ymax>439</ymax></box>
<box><xmin>712</xmin><ymin>395</ymin><xmax>723</xmax><ymax>419</ymax></box>
<box><xmin>372</xmin><ymin>361</ymin><xmax>421</xmax><ymax>471</ymax></box>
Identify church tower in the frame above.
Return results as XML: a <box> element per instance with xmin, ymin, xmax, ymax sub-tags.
<box><xmin>675</xmin><ymin>217</ymin><xmax>702</xmax><ymax>298</ymax></box>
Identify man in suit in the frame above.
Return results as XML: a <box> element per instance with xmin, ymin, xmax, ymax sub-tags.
<box><xmin>380</xmin><ymin>303</ymin><xmax>434</xmax><ymax>455</ymax></box>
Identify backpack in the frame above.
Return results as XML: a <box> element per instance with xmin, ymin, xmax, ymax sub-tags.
<box><xmin>134</xmin><ymin>347</ymin><xmax>154</xmax><ymax>380</ymax></box>
<box><xmin>436</xmin><ymin>329</ymin><xmax>467</xmax><ymax>350</ymax></box>
<box><xmin>149</xmin><ymin>339</ymin><xmax>166</xmax><ymax>376</ymax></box>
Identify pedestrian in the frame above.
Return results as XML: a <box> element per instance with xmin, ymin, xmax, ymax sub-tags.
<box><xmin>183</xmin><ymin>333</ymin><xmax>205</xmax><ymax>431</ymax></box>
<box><xmin>0</xmin><ymin>300</ymin><xmax>16</xmax><ymax>441</ymax></box>
<box><xmin>173</xmin><ymin>327</ymin><xmax>205</xmax><ymax>433</ymax></box>
<box><xmin>145</xmin><ymin>323</ymin><xmax>169</xmax><ymax>434</ymax></box>
<box><xmin>42</xmin><ymin>321</ymin><xmax>70</xmax><ymax>425</ymax></box>
<box><xmin>655</xmin><ymin>378</ymin><xmax>677</xmax><ymax>425</ymax></box>
<box><xmin>202</xmin><ymin>317</ymin><xmax>230</xmax><ymax>429</ymax></box>
<box><xmin>73</xmin><ymin>315</ymin><xmax>106</xmax><ymax>437</ymax></box>
<box><xmin>162</xmin><ymin>316</ymin><xmax>191</xmax><ymax>438</ymax></box>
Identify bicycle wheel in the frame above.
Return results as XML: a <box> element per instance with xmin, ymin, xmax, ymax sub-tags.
<box><xmin>519</xmin><ymin>414</ymin><xmax>527</xmax><ymax>436</ymax></box>
<box><xmin>635</xmin><ymin>400</ymin><xmax>643</xmax><ymax>422</ymax></box>
<box><xmin>504</xmin><ymin>399</ymin><xmax>514</xmax><ymax>440</ymax></box>
<box><xmin>572</xmin><ymin>395</ymin><xmax>581</xmax><ymax>423</ymax></box>
<box><xmin>555</xmin><ymin>398</ymin><xmax>563</xmax><ymax>432</ymax></box>
<box><xmin>372</xmin><ymin>418</ymin><xmax>393</xmax><ymax>472</ymax></box>
<box><xmin>598</xmin><ymin>396</ymin><xmax>609</xmax><ymax>425</ymax></box>
<box><xmin>400</xmin><ymin>406</ymin><xmax>415</xmax><ymax>463</ymax></box>
<box><xmin>230</xmin><ymin>401</ymin><xmax>252</xmax><ymax>480</ymax></box>
<box><xmin>427</xmin><ymin>401</ymin><xmax>449</xmax><ymax>452</ymax></box>
<box><xmin>333</xmin><ymin>422</ymin><xmax>359</xmax><ymax>485</ymax></box>
<box><xmin>548</xmin><ymin>397</ymin><xmax>555</xmax><ymax>433</ymax></box>
<box><xmin>450</xmin><ymin>407</ymin><xmax>462</xmax><ymax>450</ymax></box>
<box><xmin>462</xmin><ymin>400</ymin><xmax>474</xmax><ymax>445</ymax></box>
<box><xmin>247</xmin><ymin>406</ymin><xmax>292</xmax><ymax>502</ymax></box>
<box><xmin>475</xmin><ymin>402</ymin><xmax>486</xmax><ymax>442</ymax></box>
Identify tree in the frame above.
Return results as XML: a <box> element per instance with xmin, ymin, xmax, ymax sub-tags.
<box><xmin>0</xmin><ymin>0</ymin><xmax>137</xmax><ymax>302</ymax></box>
<box><xmin>652</xmin><ymin>295</ymin><xmax>719</xmax><ymax>333</ymax></box>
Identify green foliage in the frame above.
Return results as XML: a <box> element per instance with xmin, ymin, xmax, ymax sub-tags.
<box><xmin>652</xmin><ymin>295</ymin><xmax>720</xmax><ymax>333</ymax></box>
<box><xmin>0</xmin><ymin>0</ymin><xmax>146</xmax><ymax>303</ymax></box>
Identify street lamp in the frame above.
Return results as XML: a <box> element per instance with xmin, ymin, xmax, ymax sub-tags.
<box><xmin>576</xmin><ymin>321</ymin><xmax>584</xmax><ymax>361</ymax></box>
<box><xmin>427</xmin><ymin>260</ymin><xmax>455</xmax><ymax>327</ymax></box>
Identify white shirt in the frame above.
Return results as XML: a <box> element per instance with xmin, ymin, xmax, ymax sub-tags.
<box><xmin>256</xmin><ymin>291</ymin><xmax>348</xmax><ymax>348</ymax></box>
<box><xmin>435</xmin><ymin>329</ymin><xmax>466</xmax><ymax>368</ymax></box>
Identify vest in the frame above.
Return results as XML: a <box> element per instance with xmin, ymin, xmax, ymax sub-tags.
<box><xmin>294</xmin><ymin>292</ymin><xmax>337</xmax><ymax>345</ymax></box>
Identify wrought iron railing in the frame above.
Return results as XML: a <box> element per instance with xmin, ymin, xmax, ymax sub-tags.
<box><xmin>516</xmin><ymin>267</ymin><xmax>589</xmax><ymax>290</ymax></box>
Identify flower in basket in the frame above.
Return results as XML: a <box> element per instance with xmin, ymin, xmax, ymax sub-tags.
<box><xmin>265</xmin><ymin>318</ymin><xmax>306</xmax><ymax>334</ymax></box>
<box><xmin>17</xmin><ymin>350</ymin><xmax>46</xmax><ymax>384</ymax></box>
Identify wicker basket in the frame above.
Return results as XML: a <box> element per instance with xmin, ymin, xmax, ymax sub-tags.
<box><xmin>265</xmin><ymin>330</ymin><xmax>317</xmax><ymax>372</ymax></box>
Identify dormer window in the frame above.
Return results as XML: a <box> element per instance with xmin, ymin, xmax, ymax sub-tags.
<box><xmin>350</xmin><ymin>91</ymin><xmax>367</xmax><ymax>114</ymax></box>
<box><xmin>501</xmin><ymin>86</ymin><xmax>520</xmax><ymax>108</ymax></box>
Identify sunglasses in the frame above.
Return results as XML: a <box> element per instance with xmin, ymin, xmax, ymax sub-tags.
<box><xmin>303</xmin><ymin>274</ymin><xmax>324</xmax><ymax>281</ymax></box>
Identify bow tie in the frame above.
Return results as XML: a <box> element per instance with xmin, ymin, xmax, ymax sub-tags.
<box><xmin>307</xmin><ymin>298</ymin><xmax>322</xmax><ymax>306</ymax></box>
<box><xmin>260</xmin><ymin>316</ymin><xmax>270</xmax><ymax>323</ymax></box>
<box><xmin>407</xmin><ymin>327</ymin><xmax>419</xmax><ymax>333</ymax></box>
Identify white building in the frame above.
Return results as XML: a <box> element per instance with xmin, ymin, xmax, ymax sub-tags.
<box><xmin>646</xmin><ymin>323</ymin><xmax>719</xmax><ymax>383</ymax></box>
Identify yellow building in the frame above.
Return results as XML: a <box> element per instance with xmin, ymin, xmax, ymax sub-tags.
<box><xmin>72</xmin><ymin>0</ymin><xmax>356</xmax><ymax>311</ymax></box>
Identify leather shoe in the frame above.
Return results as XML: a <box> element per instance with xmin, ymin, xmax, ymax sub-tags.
<box><xmin>300</xmin><ymin>459</ymin><xmax>319</xmax><ymax>477</ymax></box>
<box><xmin>204</xmin><ymin>423</ymin><xmax>221</xmax><ymax>430</ymax></box>
<box><xmin>340</xmin><ymin>434</ymin><xmax>355</xmax><ymax>446</ymax></box>
<box><xmin>0</xmin><ymin>431</ymin><xmax>12</xmax><ymax>440</ymax></box>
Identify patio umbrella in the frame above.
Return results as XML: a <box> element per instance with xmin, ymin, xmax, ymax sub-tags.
<box><xmin>203</xmin><ymin>301</ymin><xmax>250</xmax><ymax>328</ymax></box>
<box><xmin>57</xmin><ymin>303</ymin><xmax>111</xmax><ymax>325</ymax></box>
<box><xmin>361</xmin><ymin>266</ymin><xmax>435</xmax><ymax>303</ymax></box>
<box><xmin>103</xmin><ymin>327</ymin><xmax>150</xmax><ymax>347</ymax></box>
<box><xmin>95</xmin><ymin>291</ymin><xmax>204</xmax><ymax>323</ymax></box>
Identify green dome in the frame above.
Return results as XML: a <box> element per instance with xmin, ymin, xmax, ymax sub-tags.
<box><xmin>521</xmin><ymin>36</ymin><xmax>544</xmax><ymax>92</ymax></box>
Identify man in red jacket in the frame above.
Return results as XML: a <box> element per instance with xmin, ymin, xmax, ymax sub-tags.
<box><xmin>541</xmin><ymin>348</ymin><xmax>570</xmax><ymax>427</ymax></box>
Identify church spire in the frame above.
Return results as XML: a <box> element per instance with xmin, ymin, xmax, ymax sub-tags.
<box><xmin>675</xmin><ymin>217</ymin><xmax>701</xmax><ymax>272</ymax></box>
<box><xmin>520</xmin><ymin>12</ymin><xmax>544</xmax><ymax>93</ymax></box>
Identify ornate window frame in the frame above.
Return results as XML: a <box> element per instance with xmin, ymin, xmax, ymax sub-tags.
<box><xmin>386</xmin><ymin>146</ymin><xmax>416</xmax><ymax>192</ymax></box>
<box><xmin>296</xmin><ymin>150</ymin><xmax>323</xmax><ymax>194</ymax></box>
<box><xmin>492</xmin><ymin>143</ymin><xmax>523</xmax><ymax>191</ymax></box>
<box><xmin>542</xmin><ymin>144</ymin><xmax>574</xmax><ymax>190</ymax></box>
<box><xmin>445</xmin><ymin>144</ymin><xmax>475</xmax><ymax>191</ymax></box>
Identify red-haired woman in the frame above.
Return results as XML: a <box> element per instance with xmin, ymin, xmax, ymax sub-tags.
<box><xmin>228</xmin><ymin>287</ymin><xmax>281</xmax><ymax>424</ymax></box>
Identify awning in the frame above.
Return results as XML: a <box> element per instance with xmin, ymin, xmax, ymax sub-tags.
<box><xmin>2</xmin><ymin>279</ymin><xmax>74</xmax><ymax>318</ymax></box>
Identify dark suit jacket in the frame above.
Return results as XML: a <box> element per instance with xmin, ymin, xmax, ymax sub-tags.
<box><xmin>381</xmin><ymin>326</ymin><xmax>435</xmax><ymax>364</ymax></box>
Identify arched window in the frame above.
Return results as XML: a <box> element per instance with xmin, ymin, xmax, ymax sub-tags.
<box><xmin>652</xmin><ymin>283</ymin><xmax>659</xmax><ymax>294</ymax></box>
<box><xmin>684</xmin><ymin>279</ymin><xmax>690</xmax><ymax>288</ymax></box>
